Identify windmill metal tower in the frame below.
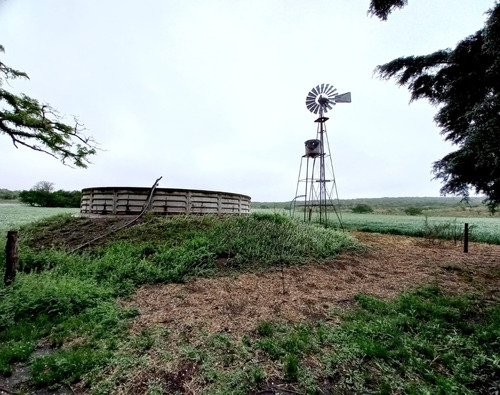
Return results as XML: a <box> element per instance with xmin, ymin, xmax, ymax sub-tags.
<box><xmin>292</xmin><ymin>83</ymin><xmax>351</xmax><ymax>226</ymax></box>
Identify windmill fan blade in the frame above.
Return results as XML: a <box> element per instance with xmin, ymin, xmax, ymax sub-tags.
<box><xmin>306</xmin><ymin>101</ymin><xmax>316</xmax><ymax>109</ymax></box>
<box><xmin>325</xmin><ymin>85</ymin><xmax>336</xmax><ymax>96</ymax></box>
<box><xmin>305</xmin><ymin>83</ymin><xmax>350</xmax><ymax>115</ymax></box>
<box><xmin>306</xmin><ymin>99</ymin><xmax>316</xmax><ymax>108</ymax></box>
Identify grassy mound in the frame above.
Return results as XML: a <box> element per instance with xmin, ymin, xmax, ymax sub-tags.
<box><xmin>0</xmin><ymin>213</ymin><xmax>357</xmax><ymax>390</ymax></box>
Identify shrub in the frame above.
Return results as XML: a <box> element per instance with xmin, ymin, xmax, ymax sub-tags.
<box><xmin>404</xmin><ymin>207</ymin><xmax>423</xmax><ymax>216</ymax></box>
<box><xmin>0</xmin><ymin>189</ymin><xmax>19</xmax><ymax>200</ymax></box>
<box><xmin>351</xmin><ymin>204</ymin><xmax>374</xmax><ymax>214</ymax></box>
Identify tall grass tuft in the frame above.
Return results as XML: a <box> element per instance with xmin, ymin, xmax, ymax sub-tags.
<box><xmin>0</xmin><ymin>273</ymin><xmax>112</xmax><ymax>329</ymax></box>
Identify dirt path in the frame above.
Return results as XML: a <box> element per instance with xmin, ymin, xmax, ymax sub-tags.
<box><xmin>124</xmin><ymin>232</ymin><xmax>500</xmax><ymax>337</ymax></box>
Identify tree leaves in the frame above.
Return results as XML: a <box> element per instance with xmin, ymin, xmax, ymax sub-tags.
<box><xmin>368</xmin><ymin>0</ymin><xmax>408</xmax><ymax>20</ymax></box>
<box><xmin>0</xmin><ymin>45</ymin><xmax>97</xmax><ymax>168</ymax></box>
<box><xmin>374</xmin><ymin>3</ymin><xmax>500</xmax><ymax>211</ymax></box>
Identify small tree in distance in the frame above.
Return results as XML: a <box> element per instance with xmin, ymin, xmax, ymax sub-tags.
<box><xmin>404</xmin><ymin>207</ymin><xmax>423</xmax><ymax>216</ymax></box>
<box><xmin>352</xmin><ymin>204</ymin><xmax>374</xmax><ymax>214</ymax></box>
<box><xmin>32</xmin><ymin>181</ymin><xmax>55</xmax><ymax>193</ymax></box>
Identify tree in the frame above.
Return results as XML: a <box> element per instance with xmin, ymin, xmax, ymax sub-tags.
<box><xmin>0</xmin><ymin>45</ymin><xmax>97</xmax><ymax>167</ymax></box>
<box><xmin>19</xmin><ymin>181</ymin><xmax>81</xmax><ymax>207</ymax></box>
<box><xmin>404</xmin><ymin>207</ymin><xmax>423</xmax><ymax>216</ymax></box>
<box><xmin>32</xmin><ymin>180</ymin><xmax>55</xmax><ymax>193</ymax></box>
<box><xmin>369</xmin><ymin>1</ymin><xmax>500</xmax><ymax>212</ymax></box>
<box><xmin>351</xmin><ymin>203</ymin><xmax>374</xmax><ymax>214</ymax></box>
<box><xmin>368</xmin><ymin>0</ymin><xmax>408</xmax><ymax>20</ymax></box>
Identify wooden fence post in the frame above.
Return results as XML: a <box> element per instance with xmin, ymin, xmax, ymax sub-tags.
<box><xmin>464</xmin><ymin>223</ymin><xmax>469</xmax><ymax>253</ymax></box>
<box><xmin>4</xmin><ymin>230</ymin><xmax>19</xmax><ymax>286</ymax></box>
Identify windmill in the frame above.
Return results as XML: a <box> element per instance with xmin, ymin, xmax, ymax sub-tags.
<box><xmin>293</xmin><ymin>83</ymin><xmax>351</xmax><ymax>226</ymax></box>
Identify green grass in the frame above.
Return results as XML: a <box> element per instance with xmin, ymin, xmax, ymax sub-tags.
<box><xmin>83</xmin><ymin>286</ymin><xmax>499</xmax><ymax>394</ymax></box>
<box><xmin>0</xmin><ymin>203</ymin><xmax>79</xmax><ymax>254</ymax></box>
<box><xmin>11</xmin><ymin>214</ymin><xmax>357</xmax><ymax>292</ymax></box>
<box><xmin>0</xmin><ymin>203</ymin><xmax>78</xmax><ymax>232</ymax></box>
<box><xmin>336</xmin><ymin>213</ymin><xmax>500</xmax><ymax>244</ymax></box>
<box><xmin>267</xmin><ymin>209</ymin><xmax>500</xmax><ymax>244</ymax></box>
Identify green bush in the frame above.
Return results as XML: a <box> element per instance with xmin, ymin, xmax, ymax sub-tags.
<box><xmin>0</xmin><ymin>188</ymin><xmax>19</xmax><ymax>200</ymax></box>
<box><xmin>404</xmin><ymin>206</ymin><xmax>423</xmax><ymax>216</ymax></box>
<box><xmin>351</xmin><ymin>204</ymin><xmax>374</xmax><ymax>214</ymax></box>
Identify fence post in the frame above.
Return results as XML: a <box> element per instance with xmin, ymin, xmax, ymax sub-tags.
<box><xmin>4</xmin><ymin>230</ymin><xmax>19</xmax><ymax>286</ymax></box>
<box><xmin>464</xmin><ymin>223</ymin><xmax>469</xmax><ymax>253</ymax></box>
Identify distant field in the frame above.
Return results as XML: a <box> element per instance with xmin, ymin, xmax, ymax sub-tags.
<box><xmin>252</xmin><ymin>196</ymin><xmax>492</xmax><ymax>217</ymax></box>
<box><xmin>0</xmin><ymin>203</ymin><xmax>79</xmax><ymax>234</ymax></box>
<box><xmin>338</xmin><ymin>212</ymin><xmax>500</xmax><ymax>244</ymax></box>
<box><xmin>254</xmin><ymin>208</ymin><xmax>500</xmax><ymax>245</ymax></box>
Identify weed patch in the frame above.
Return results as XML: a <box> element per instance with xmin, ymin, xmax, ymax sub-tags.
<box><xmin>247</xmin><ymin>287</ymin><xmax>499</xmax><ymax>394</ymax></box>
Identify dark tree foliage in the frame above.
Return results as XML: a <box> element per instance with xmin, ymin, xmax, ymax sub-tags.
<box><xmin>372</xmin><ymin>2</ymin><xmax>500</xmax><ymax>212</ymax></box>
<box><xmin>351</xmin><ymin>203</ymin><xmax>374</xmax><ymax>214</ymax></box>
<box><xmin>0</xmin><ymin>45</ymin><xmax>97</xmax><ymax>167</ymax></box>
<box><xmin>19</xmin><ymin>188</ymin><xmax>81</xmax><ymax>208</ymax></box>
<box><xmin>0</xmin><ymin>188</ymin><xmax>19</xmax><ymax>200</ymax></box>
<box><xmin>368</xmin><ymin>0</ymin><xmax>408</xmax><ymax>20</ymax></box>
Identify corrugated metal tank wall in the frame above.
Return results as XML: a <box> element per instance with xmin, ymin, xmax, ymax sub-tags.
<box><xmin>80</xmin><ymin>187</ymin><xmax>251</xmax><ymax>216</ymax></box>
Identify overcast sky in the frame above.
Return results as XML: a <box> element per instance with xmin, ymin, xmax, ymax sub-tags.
<box><xmin>0</xmin><ymin>0</ymin><xmax>495</xmax><ymax>201</ymax></box>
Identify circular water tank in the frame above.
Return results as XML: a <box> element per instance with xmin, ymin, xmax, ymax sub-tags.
<box><xmin>305</xmin><ymin>139</ymin><xmax>321</xmax><ymax>157</ymax></box>
<box><xmin>80</xmin><ymin>187</ymin><xmax>251</xmax><ymax>217</ymax></box>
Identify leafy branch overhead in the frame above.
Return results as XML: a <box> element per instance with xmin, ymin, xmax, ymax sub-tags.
<box><xmin>368</xmin><ymin>0</ymin><xmax>408</xmax><ymax>20</ymax></box>
<box><xmin>0</xmin><ymin>44</ymin><xmax>97</xmax><ymax>167</ymax></box>
<box><xmin>371</xmin><ymin>1</ymin><xmax>500</xmax><ymax>212</ymax></box>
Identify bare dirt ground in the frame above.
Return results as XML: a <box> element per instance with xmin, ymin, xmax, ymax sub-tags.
<box><xmin>124</xmin><ymin>232</ymin><xmax>500</xmax><ymax>338</ymax></box>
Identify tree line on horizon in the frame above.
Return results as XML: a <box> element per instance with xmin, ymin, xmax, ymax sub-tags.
<box><xmin>0</xmin><ymin>182</ymin><xmax>81</xmax><ymax>208</ymax></box>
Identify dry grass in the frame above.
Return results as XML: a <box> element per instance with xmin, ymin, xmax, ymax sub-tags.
<box><xmin>123</xmin><ymin>232</ymin><xmax>500</xmax><ymax>339</ymax></box>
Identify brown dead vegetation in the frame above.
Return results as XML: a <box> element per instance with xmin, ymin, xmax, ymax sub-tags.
<box><xmin>123</xmin><ymin>232</ymin><xmax>500</xmax><ymax>339</ymax></box>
